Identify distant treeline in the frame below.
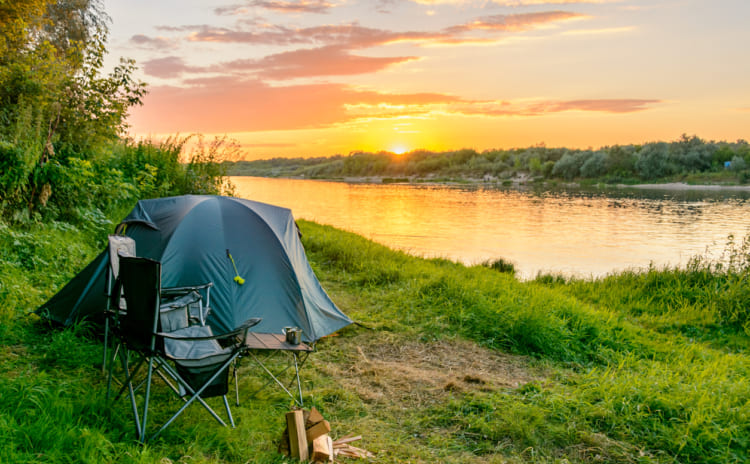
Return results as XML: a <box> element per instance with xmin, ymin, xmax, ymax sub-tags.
<box><xmin>227</xmin><ymin>135</ymin><xmax>750</xmax><ymax>184</ymax></box>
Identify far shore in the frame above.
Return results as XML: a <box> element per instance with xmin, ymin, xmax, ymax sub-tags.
<box><xmin>624</xmin><ymin>182</ymin><xmax>750</xmax><ymax>191</ymax></box>
<box><xmin>234</xmin><ymin>174</ymin><xmax>750</xmax><ymax>191</ymax></box>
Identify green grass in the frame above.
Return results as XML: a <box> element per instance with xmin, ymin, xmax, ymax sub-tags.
<box><xmin>1</xmin><ymin>218</ymin><xmax>749</xmax><ymax>463</ymax></box>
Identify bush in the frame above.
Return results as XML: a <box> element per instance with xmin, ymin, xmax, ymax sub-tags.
<box><xmin>552</xmin><ymin>152</ymin><xmax>587</xmax><ymax>180</ymax></box>
<box><xmin>580</xmin><ymin>151</ymin><xmax>609</xmax><ymax>178</ymax></box>
<box><xmin>730</xmin><ymin>155</ymin><xmax>747</xmax><ymax>172</ymax></box>
<box><xmin>636</xmin><ymin>142</ymin><xmax>675</xmax><ymax>179</ymax></box>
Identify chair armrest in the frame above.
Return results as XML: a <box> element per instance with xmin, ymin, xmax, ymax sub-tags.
<box><xmin>161</xmin><ymin>282</ymin><xmax>213</xmax><ymax>296</ymax></box>
<box><xmin>156</xmin><ymin>318</ymin><xmax>262</xmax><ymax>343</ymax></box>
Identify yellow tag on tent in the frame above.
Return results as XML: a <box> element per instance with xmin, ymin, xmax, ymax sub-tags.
<box><xmin>226</xmin><ymin>249</ymin><xmax>245</xmax><ymax>285</ymax></box>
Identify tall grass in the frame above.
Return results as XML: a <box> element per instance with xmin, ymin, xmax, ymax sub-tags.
<box><xmin>554</xmin><ymin>233</ymin><xmax>750</xmax><ymax>345</ymax></box>
<box><xmin>301</xmin><ymin>221</ymin><xmax>750</xmax><ymax>462</ymax></box>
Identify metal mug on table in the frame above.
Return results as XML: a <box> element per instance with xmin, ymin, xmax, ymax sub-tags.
<box><xmin>283</xmin><ymin>326</ymin><xmax>302</xmax><ymax>345</ymax></box>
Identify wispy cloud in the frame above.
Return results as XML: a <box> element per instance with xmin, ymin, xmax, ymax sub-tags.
<box><xmin>224</xmin><ymin>45</ymin><xmax>419</xmax><ymax>79</ymax></box>
<box><xmin>412</xmin><ymin>0</ymin><xmax>613</xmax><ymax>4</ymax></box>
<box><xmin>129</xmin><ymin>34</ymin><xmax>179</xmax><ymax>50</ymax></box>
<box><xmin>522</xmin><ymin>99</ymin><xmax>661</xmax><ymax>115</ymax></box>
<box><xmin>241</xmin><ymin>142</ymin><xmax>298</xmax><ymax>147</ymax></box>
<box><xmin>348</xmin><ymin>98</ymin><xmax>662</xmax><ymax>119</ymax></box>
<box><xmin>142</xmin><ymin>56</ymin><xmax>207</xmax><ymax>78</ymax></box>
<box><xmin>134</xmin><ymin>4</ymin><xmax>594</xmax><ymax>82</ymax></box>
<box><xmin>185</xmin><ymin>23</ymin><xmax>440</xmax><ymax>47</ymax></box>
<box><xmin>215</xmin><ymin>0</ymin><xmax>337</xmax><ymax>16</ymax></box>
<box><xmin>178</xmin><ymin>9</ymin><xmax>586</xmax><ymax>50</ymax></box>
<box><xmin>447</xmin><ymin>11</ymin><xmax>584</xmax><ymax>34</ymax></box>
<box><xmin>562</xmin><ymin>26</ymin><xmax>635</xmax><ymax>36</ymax></box>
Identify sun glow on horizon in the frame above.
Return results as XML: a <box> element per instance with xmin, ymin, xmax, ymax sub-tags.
<box><xmin>390</xmin><ymin>145</ymin><xmax>409</xmax><ymax>155</ymax></box>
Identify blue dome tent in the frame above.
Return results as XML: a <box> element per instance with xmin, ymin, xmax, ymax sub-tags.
<box><xmin>36</xmin><ymin>195</ymin><xmax>352</xmax><ymax>342</ymax></box>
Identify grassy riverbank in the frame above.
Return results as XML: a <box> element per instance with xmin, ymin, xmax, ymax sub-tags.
<box><xmin>1</xmin><ymin>218</ymin><xmax>749</xmax><ymax>463</ymax></box>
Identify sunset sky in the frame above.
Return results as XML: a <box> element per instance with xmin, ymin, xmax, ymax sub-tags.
<box><xmin>103</xmin><ymin>0</ymin><xmax>750</xmax><ymax>159</ymax></box>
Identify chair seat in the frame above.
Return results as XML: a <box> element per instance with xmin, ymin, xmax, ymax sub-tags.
<box><xmin>163</xmin><ymin>326</ymin><xmax>233</xmax><ymax>368</ymax></box>
<box><xmin>160</xmin><ymin>291</ymin><xmax>201</xmax><ymax>311</ymax></box>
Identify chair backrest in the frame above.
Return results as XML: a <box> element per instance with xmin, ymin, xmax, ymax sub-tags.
<box><xmin>118</xmin><ymin>256</ymin><xmax>161</xmax><ymax>350</ymax></box>
<box><xmin>107</xmin><ymin>235</ymin><xmax>136</xmax><ymax>297</ymax></box>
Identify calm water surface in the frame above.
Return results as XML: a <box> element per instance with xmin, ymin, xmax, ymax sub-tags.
<box><xmin>232</xmin><ymin>177</ymin><xmax>750</xmax><ymax>279</ymax></box>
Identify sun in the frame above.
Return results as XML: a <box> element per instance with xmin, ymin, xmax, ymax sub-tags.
<box><xmin>390</xmin><ymin>145</ymin><xmax>408</xmax><ymax>155</ymax></box>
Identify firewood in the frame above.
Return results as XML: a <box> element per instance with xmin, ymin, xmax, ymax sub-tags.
<box><xmin>312</xmin><ymin>433</ymin><xmax>332</xmax><ymax>462</ymax></box>
<box><xmin>307</xmin><ymin>406</ymin><xmax>325</xmax><ymax>426</ymax></box>
<box><xmin>285</xmin><ymin>410</ymin><xmax>309</xmax><ymax>460</ymax></box>
<box><xmin>306</xmin><ymin>419</ymin><xmax>331</xmax><ymax>442</ymax></box>
<box><xmin>332</xmin><ymin>434</ymin><xmax>362</xmax><ymax>446</ymax></box>
<box><xmin>330</xmin><ymin>435</ymin><xmax>374</xmax><ymax>460</ymax></box>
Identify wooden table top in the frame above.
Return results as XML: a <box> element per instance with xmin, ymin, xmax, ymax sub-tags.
<box><xmin>244</xmin><ymin>332</ymin><xmax>313</xmax><ymax>352</ymax></box>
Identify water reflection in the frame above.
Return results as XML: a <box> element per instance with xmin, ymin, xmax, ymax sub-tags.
<box><xmin>232</xmin><ymin>177</ymin><xmax>750</xmax><ymax>279</ymax></box>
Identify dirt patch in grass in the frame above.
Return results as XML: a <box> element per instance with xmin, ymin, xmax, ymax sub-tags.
<box><xmin>326</xmin><ymin>331</ymin><xmax>543</xmax><ymax>408</ymax></box>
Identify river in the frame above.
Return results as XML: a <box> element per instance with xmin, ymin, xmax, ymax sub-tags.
<box><xmin>231</xmin><ymin>177</ymin><xmax>750</xmax><ymax>279</ymax></box>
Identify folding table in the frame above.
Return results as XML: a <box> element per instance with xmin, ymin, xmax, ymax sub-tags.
<box><xmin>241</xmin><ymin>333</ymin><xmax>314</xmax><ymax>407</ymax></box>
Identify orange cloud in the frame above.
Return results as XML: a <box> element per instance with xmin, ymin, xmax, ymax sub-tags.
<box><xmin>128</xmin><ymin>75</ymin><xmax>661</xmax><ymax>136</ymax></box>
<box><xmin>128</xmin><ymin>78</ymin><xmax>464</xmax><ymax>134</ymax></box>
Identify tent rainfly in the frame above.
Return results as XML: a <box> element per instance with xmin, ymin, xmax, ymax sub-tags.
<box><xmin>36</xmin><ymin>195</ymin><xmax>352</xmax><ymax>342</ymax></box>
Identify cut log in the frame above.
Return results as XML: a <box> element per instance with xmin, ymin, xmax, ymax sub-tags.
<box><xmin>286</xmin><ymin>410</ymin><xmax>309</xmax><ymax>460</ymax></box>
<box><xmin>306</xmin><ymin>419</ymin><xmax>331</xmax><ymax>443</ymax></box>
<box><xmin>307</xmin><ymin>406</ymin><xmax>325</xmax><ymax>425</ymax></box>
<box><xmin>312</xmin><ymin>433</ymin><xmax>332</xmax><ymax>462</ymax></box>
<box><xmin>332</xmin><ymin>435</ymin><xmax>362</xmax><ymax>446</ymax></box>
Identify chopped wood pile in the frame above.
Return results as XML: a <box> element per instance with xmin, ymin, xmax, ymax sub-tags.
<box><xmin>332</xmin><ymin>434</ymin><xmax>375</xmax><ymax>460</ymax></box>
<box><xmin>279</xmin><ymin>407</ymin><xmax>374</xmax><ymax>462</ymax></box>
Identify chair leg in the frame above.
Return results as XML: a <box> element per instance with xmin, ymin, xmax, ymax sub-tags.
<box><xmin>120</xmin><ymin>349</ymin><xmax>142</xmax><ymax>440</ymax></box>
<box><xmin>234</xmin><ymin>360</ymin><xmax>240</xmax><ymax>406</ymax></box>
<box><xmin>223</xmin><ymin>395</ymin><xmax>235</xmax><ymax>427</ymax></box>
<box><xmin>106</xmin><ymin>342</ymin><xmax>115</xmax><ymax>400</ymax></box>
<box><xmin>102</xmin><ymin>318</ymin><xmax>109</xmax><ymax>374</ymax></box>
<box><xmin>140</xmin><ymin>357</ymin><xmax>155</xmax><ymax>443</ymax></box>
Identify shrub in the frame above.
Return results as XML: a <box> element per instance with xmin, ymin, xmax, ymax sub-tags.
<box><xmin>580</xmin><ymin>151</ymin><xmax>609</xmax><ymax>178</ymax></box>
<box><xmin>636</xmin><ymin>142</ymin><xmax>675</xmax><ymax>179</ymax></box>
<box><xmin>552</xmin><ymin>152</ymin><xmax>587</xmax><ymax>180</ymax></box>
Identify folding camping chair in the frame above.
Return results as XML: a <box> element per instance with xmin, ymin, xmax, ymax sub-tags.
<box><xmin>102</xmin><ymin>235</ymin><xmax>136</xmax><ymax>373</ymax></box>
<box><xmin>103</xmin><ymin>235</ymin><xmax>213</xmax><ymax>387</ymax></box>
<box><xmin>109</xmin><ymin>255</ymin><xmax>261</xmax><ymax>443</ymax></box>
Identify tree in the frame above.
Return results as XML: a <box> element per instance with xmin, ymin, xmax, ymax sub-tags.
<box><xmin>0</xmin><ymin>0</ymin><xmax>146</xmax><ymax>218</ymax></box>
<box><xmin>580</xmin><ymin>151</ymin><xmax>608</xmax><ymax>178</ymax></box>
<box><xmin>636</xmin><ymin>142</ymin><xmax>674</xmax><ymax>180</ymax></box>
<box><xmin>552</xmin><ymin>151</ymin><xmax>589</xmax><ymax>180</ymax></box>
<box><xmin>669</xmin><ymin>134</ymin><xmax>714</xmax><ymax>172</ymax></box>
